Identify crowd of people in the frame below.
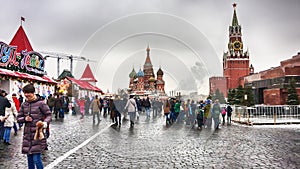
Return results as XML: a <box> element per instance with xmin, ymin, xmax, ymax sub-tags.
<box><xmin>162</xmin><ymin>97</ymin><xmax>233</xmax><ymax>130</ymax></box>
<box><xmin>1</xmin><ymin>84</ymin><xmax>51</xmax><ymax>169</ymax></box>
<box><xmin>0</xmin><ymin>84</ymin><xmax>234</xmax><ymax>169</ymax></box>
<box><xmin>62</xmin><ymin>94</ymin><xmax>165</xmax><ymax>128</ymax></box>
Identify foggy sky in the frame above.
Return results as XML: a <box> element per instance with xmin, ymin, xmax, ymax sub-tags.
<box><xmin>0</xmin><ymin>0</ymin><xmax>299</xmax><ymax>94</ymax></box>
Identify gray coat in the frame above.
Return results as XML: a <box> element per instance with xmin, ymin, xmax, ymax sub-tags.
<box><xmin>17</xmin><ymin>96</ymin><xmax>52</xmax><ymax>154</ymax></box>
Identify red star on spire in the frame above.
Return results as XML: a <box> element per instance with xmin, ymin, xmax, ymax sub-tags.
<box><xmin>233</xmin><ymin>3</ymin><xmax>237</xmax><ymax>8</ymax></box>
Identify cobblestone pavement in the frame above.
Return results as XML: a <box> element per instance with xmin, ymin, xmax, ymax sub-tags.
<box><xmin>0</xmin><ymin>112</ymin><xmax>299</xmax><ymax>169</ymax></box>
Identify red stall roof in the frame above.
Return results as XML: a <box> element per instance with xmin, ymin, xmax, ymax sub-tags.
<box><xmin>66</xmin><ymin>77</ymin><xmax>103</xmax><ymax>93</ymax></box>
<box><xmin>0</xmin><ymin>69</ymin><xmax>16</xmax><ymax>76</ymax></box>
<box><xmin>79</xmin><ymin>64</ymin><xmax>97</xmax><ymax>82</ymax></box>
<box><xmin>9</xmin><ymin>26</ymin><xmax>33</xmax><ymax>53</ymax></box>
<box><xmin>0</xmin><ymin>68</ymin><xmax>57</xmax><ymax>84</ymax></box>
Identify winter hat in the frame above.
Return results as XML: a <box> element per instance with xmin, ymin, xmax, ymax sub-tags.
<box><xmin>205</xmin><ymin>100</ymin><xmax>211</xmax><ymax>104</ymax></box>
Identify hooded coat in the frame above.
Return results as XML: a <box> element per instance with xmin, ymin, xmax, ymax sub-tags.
<box><xmin>17</xmin><ymin>95</ymin><xmax>52</xmax><ymax>154</ymax></box>
<box><xmin>4</xmin><ymin>98</ymin><xmax>17</xmax><ymax>127</ymax></box>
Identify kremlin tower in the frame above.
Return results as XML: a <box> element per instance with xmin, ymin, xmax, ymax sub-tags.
<box><xmin>209</xmin><ymin>3</ymin><xmax>254</xmax><ymax>97</ymax></box>
<box><xmin>223</xmin><ymin>3</ymin><xmax>254</xmax><ymax>90</ymax></box>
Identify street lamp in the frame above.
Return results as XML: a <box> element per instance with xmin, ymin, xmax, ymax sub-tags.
<box><xmin>244</xmin><ymin>94</ymin><xmax>249</xmax><ymax>123</ymax></box>
<box><xmin>244</xmin><ymin>94</ymin><xmax>248</xmax><ymax>101</ymax></box>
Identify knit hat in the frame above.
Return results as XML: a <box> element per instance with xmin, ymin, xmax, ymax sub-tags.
<box><xmin>205</xmin><ymin>99</ymin><xmax>211</xmax><ymax>104</ymax></box>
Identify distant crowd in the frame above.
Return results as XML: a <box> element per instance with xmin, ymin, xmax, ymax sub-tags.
<box><xmin>0</xmin><ymin>84</ymin><xmax>233</xmax><ymax>168</ymax></box>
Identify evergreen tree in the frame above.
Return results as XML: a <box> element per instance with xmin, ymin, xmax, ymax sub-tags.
<box><xmin>286</xmin><ymin>78</ymin><xmax>299</xmax><ymax>105</ymax></box>
<box><xmin>211</xmin><ymin>89</ymin><xmax>226</xmax><ymax>104</ymax></box>
<box><xmin>227</xmin><ymin>85</ymin><xmax>255</xmax><ymax>106</ymax></box>
<box><xmin>235</xmin><ymin>85</ymin><xmax>244</xmax><ymax>105</ymax></box>
<box><xmin>219</xmin><ymin>92</ymin><xmax>226</xmax><ymax>104</ymax></box>
<box><xmin>244</xmin><ymin>86</ymin><xmax>254</xmax><ymax>106</ymax></box>
<box><xmin>227</xmin><ymin>89</ymin><xmax>236</xmax><ymax>105</ymax></box>
<box><xmin>213</xmin><ymin>88</ymin><xmax>221</xmax><ymax>101</ymax></box>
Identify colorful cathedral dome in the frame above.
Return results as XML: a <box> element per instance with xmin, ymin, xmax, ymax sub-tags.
<box><xmin>136</xmin><ymin>68</ymin><xmax>144</xmax><ymax>77</ymax></box>
<box><xmin>129</xmin><ymin>68</ymin><xmax>136</xmax><ymax>78</ymax></box>
<box><xmin>157</xmin><ymin>67</ymin><xmax>164</xmax><ymax>76</ymax></box>
<box><xmin>148</xmin><ymin>76</ymin><xmax>155</xmax><ymax>82</ymax></box>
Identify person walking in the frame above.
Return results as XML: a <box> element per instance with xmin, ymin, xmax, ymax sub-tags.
<box><xmin>3</xmin><ymin>95</ymin><xmax>18</xmax><ymax>145</ymax></box>
<box><xmin>62</xmin><ymin>96</ymin><xmax>69</xmax><ymax>114</ymax></box>
<box><xmin>143</xmin><ymin>97</ymin><xmax>151</xmax><ymax>119</ymax></box>
<box><xmin>135</xmin><ymin>97</ymin><xmax>142</xmax><ymax>120</ymax></box>
<box><xmin>174</xmin><ymin>99</ymin><xmax>181</xmax><ymax>122</ymax></box>
<box><xmin>163</xmin><ymin>99</ymin><xmax>171</xmax><ymax>125</ymax></box>
<box><xmin>103</xmin><ymin>98</ymin><xmax>109</xmax><ymax>117</ymax></box>
<box><xmin>0</xmin><ymin>89</ymin><xmax>11</xmax><ymax>141</ymax></box>
<box><xmin>90</xmin><ymin>95</ymin><xmax>101</xmax><ymax>124</ymax></box>
<box><xmin>17</xmin><ymin>84</ymin><xmax>52</xmax><ymax>169</ymax></box>
<box><xmin>221</xmin><ymin>107</ymin><xmax>227</xmax><ymax>125</ymax></box>
<box><xmin>76</xmin><ymin>97</ymin><xmax>86</xmax><ymax>119</ymax></box>
<box><xmin>169</xmin><ymin>98</ymin><xmax>176</xmax><ymax>123</ymax></box>
<box><xmin>18</xmin><ymin>93</ymin><xmax>24</xmax><ymax>105</ymax></box>
<box><xmin>226</xmin><ymin>104</ymin><xmax>233</xmax><ymax>124</ymax></box>
<box><xmin>152</xmin><ymin>99</ymin><xmax>158</xmax><ymax>118</ymax></box>
<box><xmin>189</xmin><ymin>100</ymin><xmax>197</xmax><ymax>127</ymax></box>
<box><xmin>125</xmin><ymin>95</ymin><xmax>137</xmax><ymax>127</ymax></box>
<box><xmin>53</xmin><ymin>94</ymin><xmax>63</xmax><ymax>119</ymax></box>
<box><xmin>46</xmin><ymin>94</ymin><xmax>55</xmax><ymax>113</ymax></box>
<box><xmin>111</xmin><ymin>97</ymin><xmax>122</xmax><ymax>127</ymax></box>
<box><xmin>196</xmin><ymin>104</ymin><xmax>204</xmax><ymax>129</ymax></box>
<box><xmin>12</xmin><ymin>93</ymin><xmax>20</xmax><ymax>135</ymax></box>
<box><xmin>204</xmin><ymin>100</ymin><xmax>212</xmax><ymax>128</ymax></box>
<box><xmin>212</xmin><ymin>99</ymin><xmax>221</xmax><ymax>130</ymax></box>
<box><xmin>18</xmin><ymin>93</ymin><xmax>25</xmax><ymax>129</ymax></box>
<box><xmin>84</xmin><ymin>95</ymin><xmax>91</xmax><ymax>116</ymax></box>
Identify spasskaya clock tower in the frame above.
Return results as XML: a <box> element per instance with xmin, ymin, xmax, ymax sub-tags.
<box><xmin>223</xmin><ymin>3</ymin><xmax>254</xmax><ymax>90</ymax></box>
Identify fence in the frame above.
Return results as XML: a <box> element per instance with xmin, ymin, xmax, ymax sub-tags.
<box><xmin>231</xmin><ymin>105</ymin><xmax>300</xmax><ymax>125</ymax></box>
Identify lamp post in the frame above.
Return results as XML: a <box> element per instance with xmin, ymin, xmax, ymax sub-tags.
<box><xmin>179</xmin><ymin>92</ymin><xmax>181</xmax><ymax>101</ymax></box>
<box><xmin>244</xmin><ymin>94</ymin><xmax>249</xmax><ymax>123</ymax></box>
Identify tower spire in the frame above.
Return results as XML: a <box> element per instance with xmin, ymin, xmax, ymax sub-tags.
<box><xmin>146</xmin><ymin>43</ymin><xmax>150</xmax><ymax>57</ymax></box>
<box><xmin>144</xmin><ymin>45</ymin><xmax>152</xmax><ymax>66</ymax></box>
<box><xmin>232</xmin><ymin>3</ymin><xmax>239</xmax><ymax>26</ymax></box>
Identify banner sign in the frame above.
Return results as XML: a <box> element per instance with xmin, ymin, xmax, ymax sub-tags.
<box><xmin>0</xmin><ymin>41</ymin><xmax>46</xmax><ymax>75</ymax></box>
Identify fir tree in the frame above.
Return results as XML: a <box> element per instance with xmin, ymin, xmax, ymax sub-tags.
<box><xmin>286</xmin><ymin>78</ymin><xmax>299</xmax><ymax>105</ymax></box>
<box><xmin>227</xmin><ymin>89</ymin><xmax>236</xmax><ymax>105</ymax></box>
<box><xmin>211</xmin><ymin>89</ymin><xmax>226</xmax><ymax>104</ymax></box>
<box><xmin>244</xmin><ymin>86</ymin><xmax>254</xmax><ymax>106</ymax></box>
<box><xmin>219</xmin><ymin>92</ymin><xmax>226</xmax><ymax>104</ymax></box>
<box><xmin>235</xmin><ymin>85</ymin><xmax>244</xmax><ymax>105</ymax></box>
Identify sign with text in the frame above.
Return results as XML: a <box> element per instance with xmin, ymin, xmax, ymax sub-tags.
<box><xmin>0</xmin><ymin>41</ymin><xmax>46</xmax><ymax>75</ymax></box>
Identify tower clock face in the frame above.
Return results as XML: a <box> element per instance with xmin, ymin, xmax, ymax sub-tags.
<box><xmin>233</xmin><ymin>41</ymin><xmax>242</xmax><ymax>50</ymax></box>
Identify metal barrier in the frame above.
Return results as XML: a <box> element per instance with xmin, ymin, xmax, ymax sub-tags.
<box><xmin>231</xmin><ymin>105</ymin><xmax>300</xmax><ymax>125</ymax></box>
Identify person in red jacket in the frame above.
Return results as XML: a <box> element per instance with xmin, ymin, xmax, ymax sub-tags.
<box><xmin>76</xmin><ymin>97</ymin><xmax>85</xmax><ymax>119</ymax></box>
<box><xmin>12</xmin><ymin>93</ymin><xmax>20</xmax><ymax>135</ymax></box>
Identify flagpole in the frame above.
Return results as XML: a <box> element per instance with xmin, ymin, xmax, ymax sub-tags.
<box><xmin>21</xmin><ymin>16</ymin><xmax>25</xmax><ymax>26</ymax></box>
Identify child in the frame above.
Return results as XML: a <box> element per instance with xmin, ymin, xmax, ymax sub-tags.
<box><xmin>196</xmin><ymin>106</ymin><xmax>204</xmax><ymax>130</ymax></box>
<box><xmin>221</xmin><ymin>107</ymin><xmax>227</xmax><ymax>125</ymax></box>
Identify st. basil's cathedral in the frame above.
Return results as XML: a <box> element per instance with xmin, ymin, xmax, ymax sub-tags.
<box><xmin>128</xmin><ymin>46</ymin><xmax>166</xmax><ymax>96</ymax></box>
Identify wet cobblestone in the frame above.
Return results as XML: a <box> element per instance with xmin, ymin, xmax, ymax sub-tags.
<box><xmin>0</xmin><ymin>113</ymin><xmax>299</xmax><ymax>168</ymax></box>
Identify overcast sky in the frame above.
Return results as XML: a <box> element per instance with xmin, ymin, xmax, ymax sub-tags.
<box><xmin>1</xmin><ymin>0</ymin><xmax>299</xmax><ymax>94</ymax></box>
